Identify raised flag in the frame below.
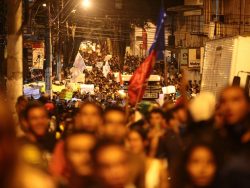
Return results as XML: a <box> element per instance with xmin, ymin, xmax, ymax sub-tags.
<box><xmin>128</xmin><ymin>8</ymin><xmax>166</xmax><ymax>106</ymax></box>
<box><xmin>73</xmin><ymin>52</ymin><xmax>86</xmax><ymax>72</ymax></box>
<box><xmin>103</xmin><ymin>61</ymin><xmax>111</xmax><ymax>78</ymax></box>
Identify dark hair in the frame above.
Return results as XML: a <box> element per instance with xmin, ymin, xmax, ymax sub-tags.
<box><xmin>164</xmin><ymin>109</ymin><xmax>175</xmax><ymax>124</ymax></box>
<box><xmin>79</xmin><ymin>102</ymin><xmax>103</xmax><ymax>116</ymax></box>
<box><xmin>172</xmin><ymin>141</ymin><xmax>221</xmax><ymax>188</ymax></box>
<box><xmin>220</xmin><ymin>86</ymin><xmax>250</xmax><ymax>103</ymax></box>
<box><xmin>38</xmin><ymin>95</ymin><xmax>50</xmax><ymax>104</ymax></box>
<box><xmin>129</xmin><ymin>122</ymin><xmax>148</xmax><ymax>141</ymax></box>
<box><xmin>91</xmin><ymin>139</ymin><xmax>125</xmax><ymax>165</ymax></box>
<box><xmin>23</xmin><ymin>101</ymin><xmax>47</xmax><ymax>120</ymax></box>
<box><xmin>16</xmin><ymin>95</ymin><xmax>28</xmax><ymax>105</ymax></box>
<box><xmin>171</xmin><ymin>103</ymin><xmax>186</xmax><ymax>112</ymax></box>
<box><xmin>148</xmin><ymin>108</ymin><xmax>164</xmax><ymax>120</ymax></box>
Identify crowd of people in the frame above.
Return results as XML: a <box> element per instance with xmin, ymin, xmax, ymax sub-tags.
<box><xmin>123</xmin><ymin>55</ymin><xmax>145</xmax><ymax>75</ymax></box>
<box><xmin>0</xmin><ymin>84</ymin><xmax>249</xmax><ymax>188</ymax></box>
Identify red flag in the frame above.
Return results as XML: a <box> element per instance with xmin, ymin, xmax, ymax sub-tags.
<box><xmin>128</xmin><ymin>51</ymin><xmax>156</xmax><ymax>106</ymax></box>
<box><xmin>128</xmin><ymin>8</ymin><xmax>166</xmax><ymax>106</ymax></box>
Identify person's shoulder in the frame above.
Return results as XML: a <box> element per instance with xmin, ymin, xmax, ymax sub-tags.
<box><xmin>13</xmin><ymin>165</ymin><xmax>56</xmax><ymax>188</ymax></box>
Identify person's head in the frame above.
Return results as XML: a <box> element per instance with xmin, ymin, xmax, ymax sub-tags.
<box><xmin>24</xmin><ymin>101</ymin><xmax>49</xmax><ymax>138</ymax></box>
<box><xmin>126</xmin><ymin>125</ymin><xmax>148</xmax><ymax>155</ymax></box>
<box><xmin>214</xmin><ymin>106</ymin><xmax>224</xmax><ymax>129</ymax></box>
<box><xmin>75</xmin><ymin>102</ymin><xmax>103</xmax><ymax>133</ymax></box>
<box><xmin>165</xmin><ymin>110</ymin><xmax>180</xmax><ymax>132</ymax></box>
<box><xmin>219</xmin><ymin>86</ymin><xmax>250</xmax><ymax>125</ymax></box>
<box><xmin>148</xmin><ymin>108</ymin><xmax>165</xmax><ymax>128</ymax></box>
<box><xmin>16</xmin><ymin>96</ymin><xmax>29</xmax><ymax>116</ymax></box>
<box><xmin>174</xmin><ymin>142</ymin><xmax>219</xmax><ymax>188</ymax></box>
<box><xmin>64</xmin><ymin>131</ymin><xmax>96</xmax><ymax>177</ymax></box>
<box><xmin>103</xmin><ymin>106</ymin><xmax>127</xmax><ymax>142</ymax></box>
<box><xmin>92</xmin><ymin>140</ymin><xmax>130</xmax><ymax>188</ymax></box>
<box><xmin>173</xmin><ymin>104</ymin><xmax>188</xmax><ymax>124</ymax></box>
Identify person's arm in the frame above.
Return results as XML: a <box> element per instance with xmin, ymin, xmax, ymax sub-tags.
<box><xmin>148</xmin><ymin>129</ymin><xmax>164</xmax><ymax>157</ymax></box>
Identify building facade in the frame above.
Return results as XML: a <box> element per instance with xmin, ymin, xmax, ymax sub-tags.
<box><xmin>167</xmin><ymin>0</ymin><xmax>250</xmax><ymax>81</ymax></box>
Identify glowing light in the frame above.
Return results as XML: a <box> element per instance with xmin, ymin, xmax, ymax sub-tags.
<box><xmin>118</xmin><ymin>90</ymin><xmax>126</xmax><ymax>99</ymax></box>
<box><xmin>42</xmin><ymin>3</ymin><xmax>46</xmax><ymax>7</ymax></box>
<box><xmin>82</xmin><ymin>0</ymin><xmax>91</xmax><ymax>9</ymax></box>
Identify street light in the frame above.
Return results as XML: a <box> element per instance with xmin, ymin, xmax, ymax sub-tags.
<box><xmin>82</xmin><ymin>0</ymin><xmax>91</xmax><ymax>9</ymax></box>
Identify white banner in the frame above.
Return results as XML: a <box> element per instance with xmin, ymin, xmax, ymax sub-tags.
<box><xmin>24</xmin><ymin>87</ymin><xmax>41</xmax><ymax>99</ymax></box>
<box><xmin>80</xmin><ymin>84</ymin><xmax>95</xmax><ymax>94</ymax></box>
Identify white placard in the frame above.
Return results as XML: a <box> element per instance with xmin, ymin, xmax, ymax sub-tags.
<box><xmin>80</xmin><ymin>84</ymin><xmax>95</xmax><ymax>94</ymax></box>
<box><xmin>86</xmin><ymin>66</ymin><xmax>93</xmax><ymax>72</ymax></box>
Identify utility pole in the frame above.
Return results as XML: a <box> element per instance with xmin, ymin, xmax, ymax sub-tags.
<box><xmin>45</xmin><ymin>0</ymin><xmax>52</xmax><ymax>95</ymax></box>
<box><xmin>7</xmin><ymin>0</ymin><xmax>23</xmax><ymax>112</ymax></box>
<box><xmin>56</xmin><ymin>0</ymin><xmax>62</xmax><ymax>81</ymax></box>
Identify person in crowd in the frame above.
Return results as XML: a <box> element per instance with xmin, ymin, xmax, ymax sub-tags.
<box><xmin>172</xmin><ymin>142</ymin><xmax>220</xmax><ymax>188</ymax></box>
<box><xmin>74</xmin><ymin>102</ymin><xmax>103</xmax><ymax>133</ymax></box>
<box><xmin>185</xmin><ymin>92</ymin><xmax>217</xmax><ymax>145</ymax></box>
<box><xmin>218</xmin><ymin>86</ymin><xmax>250</xmax><ymax>188</ymax></box>
<box><xmin>16</xmin><ymin>96</ymin><xmax>29</xmax><ymax>118</ymax></box>
<box><xmin>172</xmin><ymin>104</ymin><xmax>189</xmax><ymax>136</ymax></box>
<box><xmin>21</xmin><ymin>101</ymin><xmax>56</xmax><ymax>153</ymax></box>
<box><xmin>127</xmin><ymin>125</ymin><xmax>169</xmax><ymax>188</ymax></box>
<box><xmin>17</xmin><ymin>101</ymin><xmax>57</xmax><ymax>171</ymax></box>
<box><xmin>157</xmin><ymin>109</ymin><xmax>183</xmax><ymax>176</ymax></box>
<box><xmin>64</xmin><ymin>131</ymin><xmax>97</xmax><ymax>188</ymax></box>
<box><xmin>49</xmin><ymin>102</ymin><xmax>103</xmax><ymax>179</ymax></box>
<box><xmin>147</xmin><ymin>108</ymin><xmax>166</xmax><ymax>157</ymax></box>
<box><xmin>102</xmin><ymin>106</ymin><xmax>128</xmax><ymax>143</ymax></box>
<box><xmin>92</xmin><ymin>139</ymin><xmax>135</xmax><ymax>188</ymax></box>
<box><xmin>15</xmin><ymin>96</ymin><xmax>29</xmax><ymax>136</ymax></box>
<box><xmin>148</xmin><ymin>108</ymin><xmax>166</xmax><ymax>129</ymax></box>
<box><xmin>0</xmin><ymin>95</ymin><xmax>56</xmax><ymax>188</ymax></box>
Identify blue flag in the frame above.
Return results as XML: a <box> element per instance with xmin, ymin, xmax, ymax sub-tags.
<box><xmin>128</xmin><ymin>8</ymin><xmax>167</xmax><ymax>106</ymax></box>
<box><xmin>149</xmin><ymin>8</ymin><xmax>166</xmax><ymax>61</ymax></box>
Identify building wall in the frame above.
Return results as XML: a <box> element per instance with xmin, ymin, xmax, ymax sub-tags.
<box><xmin>173</xmin><ymin>0</ymin><xmax>250</xmax><ymax>49</ymax></box>
<box><xmin>131</xmin><ymin>22</ymin><xmax>170</xmax><ymax>57</ymax></box>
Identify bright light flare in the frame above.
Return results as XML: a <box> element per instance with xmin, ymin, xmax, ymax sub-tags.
<box><xmin>118</xmin><ymin>90</ymin><xmax>126</xmax><ymax>99</ymax></box>
<box><xmin>42</xmin><ymin>3</ymin><xmax>47</xmax><ymax>7</ymax></box>
<box><xmin>82</xmin><ymin>0</ymin><xmax>91</xmax><ymax>9</ymax></box>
